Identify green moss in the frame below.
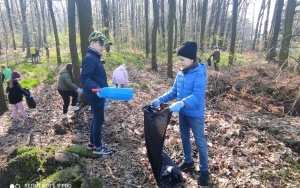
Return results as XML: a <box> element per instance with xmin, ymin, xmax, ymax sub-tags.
<box><xmin>38</xmin><ymin>166</ymin><xmax>83</xmax><ymax>188</ymax></box>
<box><xmin>7</xmin><ymin>147</ymin><xmax>42</xmax><ymax>184</ymax></box>
<box><xmin>66</xmin><ymin>145</ymin><xmax>93</xmax><ymax>158</ymax></box>
<box><xmin>90</xmin><ymin>177</ymin><xmax>103</xmax><ymax>188</ymax></box>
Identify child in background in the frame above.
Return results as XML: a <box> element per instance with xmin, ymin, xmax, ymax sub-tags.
<box><xmin>57</xmin><ymin>63</ymin><xmax>82</xmax><ymax>119</ymax></box>
<box><xmin>6</xmin><ymin>71</ymin><xmax>31</xmax><ymax>123</ymax></box>
<box><xmin>112</xmin><ymin>64</ymin><xmax>129</xmax><ymax>88</ymax></box>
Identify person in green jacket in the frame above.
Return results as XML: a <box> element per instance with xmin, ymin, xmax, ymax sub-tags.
<box><xmin>57</xmin><ymin>63</ymin><xmax>82</xmax><ymax>119</ymax></box>
<box><xmin>1</xmin><ymin>64</ymin><xmax>12</xmax><ymax>82</ymax></box>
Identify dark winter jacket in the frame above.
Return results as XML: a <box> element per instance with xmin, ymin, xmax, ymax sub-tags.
<box><xmin>211</xmin><ymin>49</ymin><xmax>220</xmax><ymax>61</ymax></box>
<box><xmin>6</xmin><ymin>80</ymin><xmax>30</xmax><ymax>104</ymax></box>
<box><xmin>80</xmin><ymin>47</ymin><xmax>108</xmax><ymax>100</ymax></box>
<box><xmin>57</xmin><ymin>69</ymin><xmax>78</xmax><ymax>91</ymax></box>
<box><xmin>158</xmin><ymin>63</ymin><xmax>207</xmax><ymax>117</ymax></box>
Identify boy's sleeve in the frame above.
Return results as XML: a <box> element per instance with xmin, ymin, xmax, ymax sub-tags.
<box><xmin>158</xmin><ymin>75</ymin><xmax>179</xmax><ymax>103</ymax></box>
<box><xmin>81</xmin><ymin>56</ymin><xmax>99</xmax><ymax>90</ymax></box>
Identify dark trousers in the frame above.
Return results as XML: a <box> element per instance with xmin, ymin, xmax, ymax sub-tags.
<box><xmin>58</xmin><ymin>90</ymin><xmax>78</xmax><ymax>114</ymax></box>
<box><xmin>86</xmin><ymin>97</ymin><xmax>105</xmax><ymax>147</ymax></box>
<box><xmin>214</xmin><ymin>60</ymin><xmax>220</xmax><ymax>71</ymax></box>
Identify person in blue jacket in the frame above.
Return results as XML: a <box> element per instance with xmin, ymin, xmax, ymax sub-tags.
<box><xmin>151</xmin><ymin>41</ymin><xmax>209</xmax><ymax>186</ymax></box>
<box><xmin>80</xmin><ymin>31</ymin><xmax>112</xmax><ymax>155</ymax></box>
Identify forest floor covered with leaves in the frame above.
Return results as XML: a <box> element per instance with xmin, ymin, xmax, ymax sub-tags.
<box><xmin>0</xmin><ymin>61</ymin><xmax>299</xmax><ymax>187</ymax></box>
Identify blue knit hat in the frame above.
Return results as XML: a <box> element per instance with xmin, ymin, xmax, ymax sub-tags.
<box><xmin>177</xmin><ymin>41</ymin><xmax>198</xmax><ymax>60</ymax></box>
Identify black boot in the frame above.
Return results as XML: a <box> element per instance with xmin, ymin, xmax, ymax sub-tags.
<box><xmin>198</xmin><ymin>170</ymin><xmax>209</xmax><ymax>186</ymax></box>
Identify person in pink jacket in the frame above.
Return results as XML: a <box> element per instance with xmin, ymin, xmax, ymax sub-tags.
<box><xmin>112</xmin><ymin>64</ymin><xmax>129</xmax><ymax>88</ymax></box>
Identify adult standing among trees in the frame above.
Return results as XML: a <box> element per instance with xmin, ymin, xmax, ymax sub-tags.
<box><xmin>209</xmin><ymin>46</ymin><xmax>220</xmax><ymax>71</ymax></box>
<box><xmin>81</xmin><ymin>31</ymin><xmax>113</xmax><ymax>155</ymax></box>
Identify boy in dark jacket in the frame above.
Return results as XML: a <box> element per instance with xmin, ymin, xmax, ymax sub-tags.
<box><xmin>151</xmin><ymin>41</ymin><xmax>209</xmax><ymax>186</ymax></box>
<box><xmin>210</xmin><ymin>46</ymin><xmax>220</xmax><ymax>71</ymax></box>
<box><xmin>6</xmin><ymin>72</ymin><xmax>31</xmax><ymax>122</ymax></box>
<box><xmin>80</xmin><ymin>31</ymin><xmax>112</xmax><ymax>155</ymax></box>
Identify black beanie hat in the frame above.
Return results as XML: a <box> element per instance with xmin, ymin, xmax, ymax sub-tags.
<box><xmin>177</xmin><ymin>41</ymin><xmax>198</xmax><ymax>60</ymax></box>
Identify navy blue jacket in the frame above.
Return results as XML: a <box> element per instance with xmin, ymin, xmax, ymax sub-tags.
<box><xmin>80</xmin><ymin>48</ymin><xmax>108</xmax><ymax>100</ymax></box>
<box><xmin>158</xmin><ymin>63</ymin><xmax>207</xmax><ymax>117</ymax></box>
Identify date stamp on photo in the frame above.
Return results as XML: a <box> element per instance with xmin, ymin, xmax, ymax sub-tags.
<box><xmin>10</xmin><ymin>183</ymin><xmax>72</xmax><ymax>188</ymax></box>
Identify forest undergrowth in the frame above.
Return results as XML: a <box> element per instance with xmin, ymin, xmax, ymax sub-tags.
<box><xmin>0</xmin><ymin>61</ymin><xmax>299</xmax><ymax>187</ymax></box>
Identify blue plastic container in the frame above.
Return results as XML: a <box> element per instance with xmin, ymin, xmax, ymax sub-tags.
<box><xmin>96</xmin><ymin>87</ymin><xmax>134</xmax><ymax>101</ymax></box>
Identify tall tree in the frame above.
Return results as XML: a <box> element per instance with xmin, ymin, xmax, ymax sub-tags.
<box><xmin>4</xmin><ymin>0</ymin><xmax>16</xmax><ymax>50</ymax></box>
<box><xmin>266</xmin><ymin>0</ymin><xmax>284</xmax><ymax>61</ymax></box>
<box><xmin>212</xmin><ymin>0</ymin><xmax>222</xmax><ymax>47</ymax></box>
<box><xmin>252</xmin><ymin>0</ymin><xmax>266</xmax><ymax>51</ymax></box>
<box><xmin>19</xmin><ymin>0</ymin><xmax>31</xmax><ymax>57</ymax></box>
<box><xmin>180</xmin><ymin>0</ymin><xmax>187</xmax><ymax>44</ymax></box>
<box><xmin>47</xmin><ymin>0</ymin><xmax>62</xmax><ymax>64</ymax></box>
<box><xmin>34</xmin><ymin>0</ymin><xmax>42</xmax><ymax>48</ymax></box>
<box><xmin>151</xmin><ymin>0</ymin><xmax>159</xmax><ymax>71</ymax></box>
<box><xmin>263</xmin><ymin>0</ymin><xmax>271</xmax><ymax>51</ymax></box>
<box><xmin>68</xmin><ymin>0</ymin><xmax>80</xmax><ymax>85</ymax></box>
<box><xmin>167</xmin><ymin>0</ymin><xmax>176</xmax><ymax>78</ymax></box>
<box><xmin>76</xmin><ymin>0</ymin><xmax>93</xmax><ymax>57</ymax></box>
<box><xmin>218</xmin><ymin>0</ymin><xmax>229</xmax><ymax>49</ymax></box>
<box><xmin>228</xmin><ymin>0</ymin><xmax>238</xmax><ymax>65</ymax></box>
<box><xmin>200</xmin><ymin>0</ymin><xmax>208</xmax><ymax>53</ymax></box>
<box><xmin>160</xmin><ymin>0</ymin><xmax>166</xmax><ymax>47</ymax></box>
<box><xmin>278</xmin><ymin>0</ymin><xmax>297</xmax><ymax>68</ymax></box>
<box><xmin>40</xmin><ymin>0</ymin><xmax>49</xmax><ymax>58</ymax></box>
<box><xmin>145</xmin><ymin>0</ymin><xmax>150</xmax><ymax>57</ymax></box>
<box><xmin>0</xmin><ymin>78</ymin><xmax>7</xmax><ymax>113</ymax></box>
<box><xmin>101</xmin><ymin>0</ymin><xmax>110</xmax><ymax>52</ymax></box>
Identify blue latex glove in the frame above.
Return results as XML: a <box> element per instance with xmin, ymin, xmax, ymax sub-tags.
<box><xmin>169</xmin><ymin>101</ymin><xmax>184</xmax><ymax>112</ymax></box>
<box><xmin>76</xmin><ymin>88</ymin><xmax>83</xmax><ymax>93</ymax></box>
<box><xmin>151</xmin><ymin>99</ymin><xmax>160</xmax><ymax>107</ymax></box>
<box><xmin>97</xmin><ymin>90</ymin><xmax>103</xmax><ymax>98</ymax></box>
<box><xmin>104</xmin><ymin>98</ymin><xmax>109</xmax><ymax>108</ymax></box>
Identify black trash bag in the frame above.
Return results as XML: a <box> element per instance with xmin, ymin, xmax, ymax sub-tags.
<box><xmin>23</xmin><ymin>88</ymin><xmax>36</xmax><ymax>109</ymax></box>
<box><xmin>160</xmin><ymin>152</ymin><xmax>184</xmax><ymax>188</ymax></box>
<box><xmin>207</xmin><ymin>57</ymin><xmax>211</xmax><ymax>66</ymax></box>
<box><xmin>143</xmin><ymin>104</ymin><xmax>184</xmax><ymax>187</ymax></box>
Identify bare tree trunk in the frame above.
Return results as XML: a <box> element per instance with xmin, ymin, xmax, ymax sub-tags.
<box><xmin>263</xmin><ymin>0</ymin><xmax>271</xmax><ymax>51</ymax></box>
<box><xmin>252</xmin><ymin>0</ymin><xmax>266</xmax><ymax>51</ymax></box>
<box><xmin>34</xmin><ymin>0</ymin><xmax>42</xmax><ymax>48</ymax></box>
<box><xmin>145</xmin><ymin>0</ymin><xmax>150</xmax><ymax>57</ymax></box>
<box><xmin>5</xmin><ymin>0</ymin><xmax>16</xmax><ymax>50</ymax></box>
<box><xmin>200</xmin><ymin>0</ymin><xmax>208</xmax><ymax>53</ymax></box>
<box><xmin>0</xmin><ymin>78</ymin><xmax>7</xmax><ymax>113</ymax></box>
<box><xmin>266</xmin><ymin>0</ymin><xmax>284</xmax><ymax>61</ymax></box>
<box><xmin>212</xmin><ymin>0</ymin><xmax>221</xmax><ymax>47</ymax></box>
<box><xmin>160</xmin><ymin>0</ymin><xmax>166</xmax><ymax>48</ymax></box>
<box><xmin>179</xmin><ymin>0</ymin><xmax>187</xmax><ymax>44</ymax></box>
<box><xmin>101</xmin><ymin>0</ymin><xmax>110</xmax><ymax>52</ymax></box>
<box><xmin>278</xmin><ymin>0</ymin><xmax>296</xmax><ymax>68</ymax></box>
<box><xmin>206</xmin><ymin>0</ymin><xmax>216</xmax><ymax>49</ymax></box>
<box><xmin>47</xmin><ymin>0</ymin><xmax>62</xmax><ymax>64</ymax></box>
<box><xmin>112</xmin><ymin>0</ymin><xmax>117</xmax><ymax>40</ymax></box>
<box><xmin>218</xmin><ymin>0</ymin><xmax>229</xmax><ymax>49</ymax></box>
<box><xmin>167</xmin><ymin>0</ymin><xmax>176</xmax><ymax>79</ymax></box>
<box><xmin>68</xmin><ymin>0</ymin><xmax>80</xmax><ymax>85</ymax></box>
<box><xmin>40</xmin><ymin>0</ymin><xmax>49</xmax><ymax>58</ymax></box>
<box><xmin>151</xmin><ymin>0</ymin><xmax>159</xmax><ymax>71</ymax></box>
<box><xmin>19</xmin><ymin>0</ymin><xmax>31</xmax><ymax>57</ymax></box>
<box><xmin>174</xmin><ymin>16</ymin><xmax>178</xmax><ymax>49</ymax></box>
<box><xmin>76</xmin><ymin>0</ymin><xmax>93</xmax><ymax>58</ymax></box>
<box><xmin>228</xmin><ymin>0</ymin><xmax>238</xmax><ymax>65</ymax></box>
